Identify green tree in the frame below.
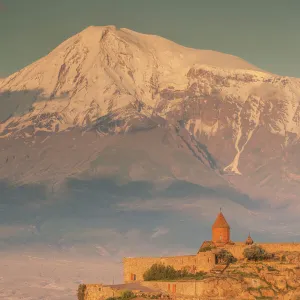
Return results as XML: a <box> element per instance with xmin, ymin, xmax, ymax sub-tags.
<box><xmin>143</xmin><ymin>263</ymin><xmax>178</xmax><ymax>281</ymax></box>
<box><xmin>216</xmin><ymin>249</ymin><xmax>237</xmax><ymax>265</ymax></box>
<box><xmin>143</xmin><ymin>263</ymin><xmax>207</xmax><ymax>281</ymax></box>
<box><xmin>243</xmin><ymin>245</ymin><xmax>273</xmax><ymax>261</ymax></box>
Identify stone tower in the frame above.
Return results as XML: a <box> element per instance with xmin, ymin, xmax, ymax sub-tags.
<box><xmin>212</xmin><ymin>209</ymin><xmax>230</xmax><ymax>246</ymax></box>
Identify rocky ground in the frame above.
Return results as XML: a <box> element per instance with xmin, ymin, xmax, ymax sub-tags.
<box><xmin>214</xmin><ymin>261</ymin><xmax>300</xmax><ymax>299</ymax></box>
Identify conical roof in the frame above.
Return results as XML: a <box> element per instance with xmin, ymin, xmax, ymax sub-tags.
<box><xmin>245</xmin><ymin>233</ymin><xmax>254</xmax><ymax>245</ymax></box>
<box><xmin>212</xmin><ymin>212</ymin><xmax>230</xmax><ymax>229</ymax></box>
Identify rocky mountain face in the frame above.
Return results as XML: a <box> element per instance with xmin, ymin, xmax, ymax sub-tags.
<box><xmin>1</xmin><ymin>25</ymin><xmax>300</xmax><ymax>205</ymax></box>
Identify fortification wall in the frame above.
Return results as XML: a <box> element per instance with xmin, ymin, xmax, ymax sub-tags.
<box><xmin>82</xmin><ymin>284</ymin><xmax>121</xmax><ymax>300</ymax></box>
<box><xmin>123</xmin><ymin>252</ymin><xmax>215</xmax><ymax>283</ymax></box>
<box><xmin>225</xmin><ymin>243</ymin><xmax>300</xmax><ymax>259</ymax></box>
<box><xmin>82</xmin><ymin>283</ymin><xmax>166</xmax><ymax>300</ymax></box>
<box><xmin>141</xmin><ymin>279</ymin><xmax>245</xmax><ymax>299</ymax></box>
<box><xmin>142</xmin><ymin>280</ymin><xmax>205</xmax><ymax>297</ymax></box>
<box><xmin>123</xmin><ymin>243</ymin><xmax>300</xmax><ymax>283</ymax></box>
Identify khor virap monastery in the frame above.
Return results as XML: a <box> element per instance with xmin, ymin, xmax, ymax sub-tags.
<box><xmin>123</xmin><ymin>210</ymin><xmax>300</xmax><ymax>283</ymax></box>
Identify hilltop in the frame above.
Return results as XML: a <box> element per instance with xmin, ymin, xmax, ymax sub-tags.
<box><xmin>81</xmin><ymin>260</ymin><xmax>300</xmax><ymax>300</ymax></box>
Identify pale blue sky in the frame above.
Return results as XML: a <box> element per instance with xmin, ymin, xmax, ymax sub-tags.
<box><xmin>0</xmin><ymin>0</ymin><xmax>300</xmax><ymax>78</ymax></box>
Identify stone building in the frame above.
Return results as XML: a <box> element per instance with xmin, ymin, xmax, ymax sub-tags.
<box><xmin>212</xmin><ymin>209</ymin><xmax>231</xmax><ymax>246</ymax></box>
<box><xmin>123</xmin><ymin>210</ymin><xmax>300</xmax><ymax>283</ymax></box>
<box><xmin>199</xmin><ymin>209</ymin><xmax>235</xmax><ymax>250</ymax></box>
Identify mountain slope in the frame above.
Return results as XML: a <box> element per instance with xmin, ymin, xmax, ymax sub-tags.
<box><xmin>0</xmin><ymin>25</ymin><xmax>268</xmax><ymax>136</ymax></box>
<box><xmin>1</xmin><ymin>25</ymin><xmax>300</xmax><ymax>205</ymax></box>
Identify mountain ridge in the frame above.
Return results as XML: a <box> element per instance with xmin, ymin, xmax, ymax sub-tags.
<box><xmin>1</xmin><ymin>25</ymin><xmax>268</xmax><ymax>81</ymax></box>
<box><xmin>0</xmin><ymin>26</ymin><xmax>300</xmax><ymax>206</ymax></box>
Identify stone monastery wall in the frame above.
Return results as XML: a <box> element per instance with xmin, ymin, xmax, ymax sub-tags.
<box><xmin>123</xmin><ymin>243</ymin><xmax>300</xmax><ymax>283</ymax></box>
<box><xmin>82</xmin><ymin>284</ymin><xmax>120</xmax><ymax>300</ymax></box>
<box><xmin>123</xmin><ymin>252</ymin><xmax>215</xmax><ymax>283</ymax></box>
<box><xmin>123</xmin><ymin>211</ymin><xmax>300</xmax><ymax>283</ymax></box>
<box><xmin>225</xmin><ymin>243</ymin><xmax>300</xmax><ymax>259</ymax></box>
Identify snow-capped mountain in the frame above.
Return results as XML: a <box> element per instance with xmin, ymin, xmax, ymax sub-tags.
<box><xmin>0</xmin><ymin>25</ymin><xmax>268</xmax><ymax>136</ymax></box>
<box><xmin>1</xmin><ymin>25</ymin><xmax>300</xmax><ymax>204</ymax></box>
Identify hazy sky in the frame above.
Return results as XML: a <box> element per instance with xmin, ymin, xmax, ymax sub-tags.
<box><xmin>0</xmin><ymin>0</ymin><xmax>300</xmax><ymax>78</ymax></box>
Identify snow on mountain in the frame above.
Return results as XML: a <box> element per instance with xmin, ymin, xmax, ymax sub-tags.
<box><xmin>0</xmin><ymin>25</ymin><xmax>273</xmax><ymax>136</ymax></box>
<box><xmin>1</xmin><ymin>25</ymin><xmax>300</xmax><ymax>203</ymax></box>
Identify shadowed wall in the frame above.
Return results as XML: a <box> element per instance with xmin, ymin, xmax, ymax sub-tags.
<box><xmin>123</xmin><ymin>252</ymin><xmax>215</xmax><ymax>283</ymax></box>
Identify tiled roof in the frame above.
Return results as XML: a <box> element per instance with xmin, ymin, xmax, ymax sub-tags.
<box><xmin>200</xmin><ymin>240</ymin><xmax>215</xmax><ymax>248</ymax></box>
<box><xmin>197</xmin><ymin>240</ymin><xmax>215</xmax><ymax>253</ymax></box>
<box><xmin>212</xmin><ymin>212</ymin><xmax>230</xmax><ymax>229</ymax></box>
<box><xmin>245</xmin><ymin>234</ymin><xmax>254</xmax><ymax>245</ymax></box>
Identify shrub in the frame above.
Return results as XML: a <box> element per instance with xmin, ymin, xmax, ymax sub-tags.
<box><xmin>143</xmin><ymin>263</ymin><xmax>206</xmax><ymax>281</ymax></box>
<box><xmin>216</xmin><ymin>249</ymin><xmax>237</xmax><ymax>265</ymax></box>
<box><xmin>231</xmin><ymin>270</ymin><xmax>259</xmax><ymax>278</ymax></box>
<box><xmin>267</xmin><ymin>265</ymin><xmax>277</xmax><ymax>272</ymax></box>
<box><xmin>256</xmin><ymin>266</ymin><xmax>263</xmax><ymax>272</ymax></box>
<box><xmin>121</xmin><ymin>290</ymin><xmax>135</xmax><ymax>299</ymax></box>
<box><xmin>143</xmin><ymin>263</ymin><xmax>178</xmax><ymax>281</ymax></box>
<box><xmin>281</xmin><ymin>255</ymin><xmax>287</xmax><ymax>262</ymax></box>
<box><xmin>77</xmin><ymin>284</ymin><xmax>86</xmax><ymax>300</ymax></box>
<box><xmin>193</xmin><ymin>271</ymin><xmax>206</xmax><ymax>280</ymax></box>
<box><xmin>243</xmin><ymin>245</ymin><xmax>273</xmax><ymax>261</ymax></box>
<box><xmin>105</xmin><ymin>290</ymin><xmax>136</xmax><ymax>300</ymax></box>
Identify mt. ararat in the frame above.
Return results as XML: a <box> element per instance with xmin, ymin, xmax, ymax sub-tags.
<box><xmin>1</xmin><ymin>25</ymin><xmax>300</xmax><ymax>206</ymax></box>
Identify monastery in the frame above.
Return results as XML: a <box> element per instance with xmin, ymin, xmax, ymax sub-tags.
<box><xmin>123</xmin><ymin>210</ymin><xmax>300</xmax><ymax>283</ymax></box>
